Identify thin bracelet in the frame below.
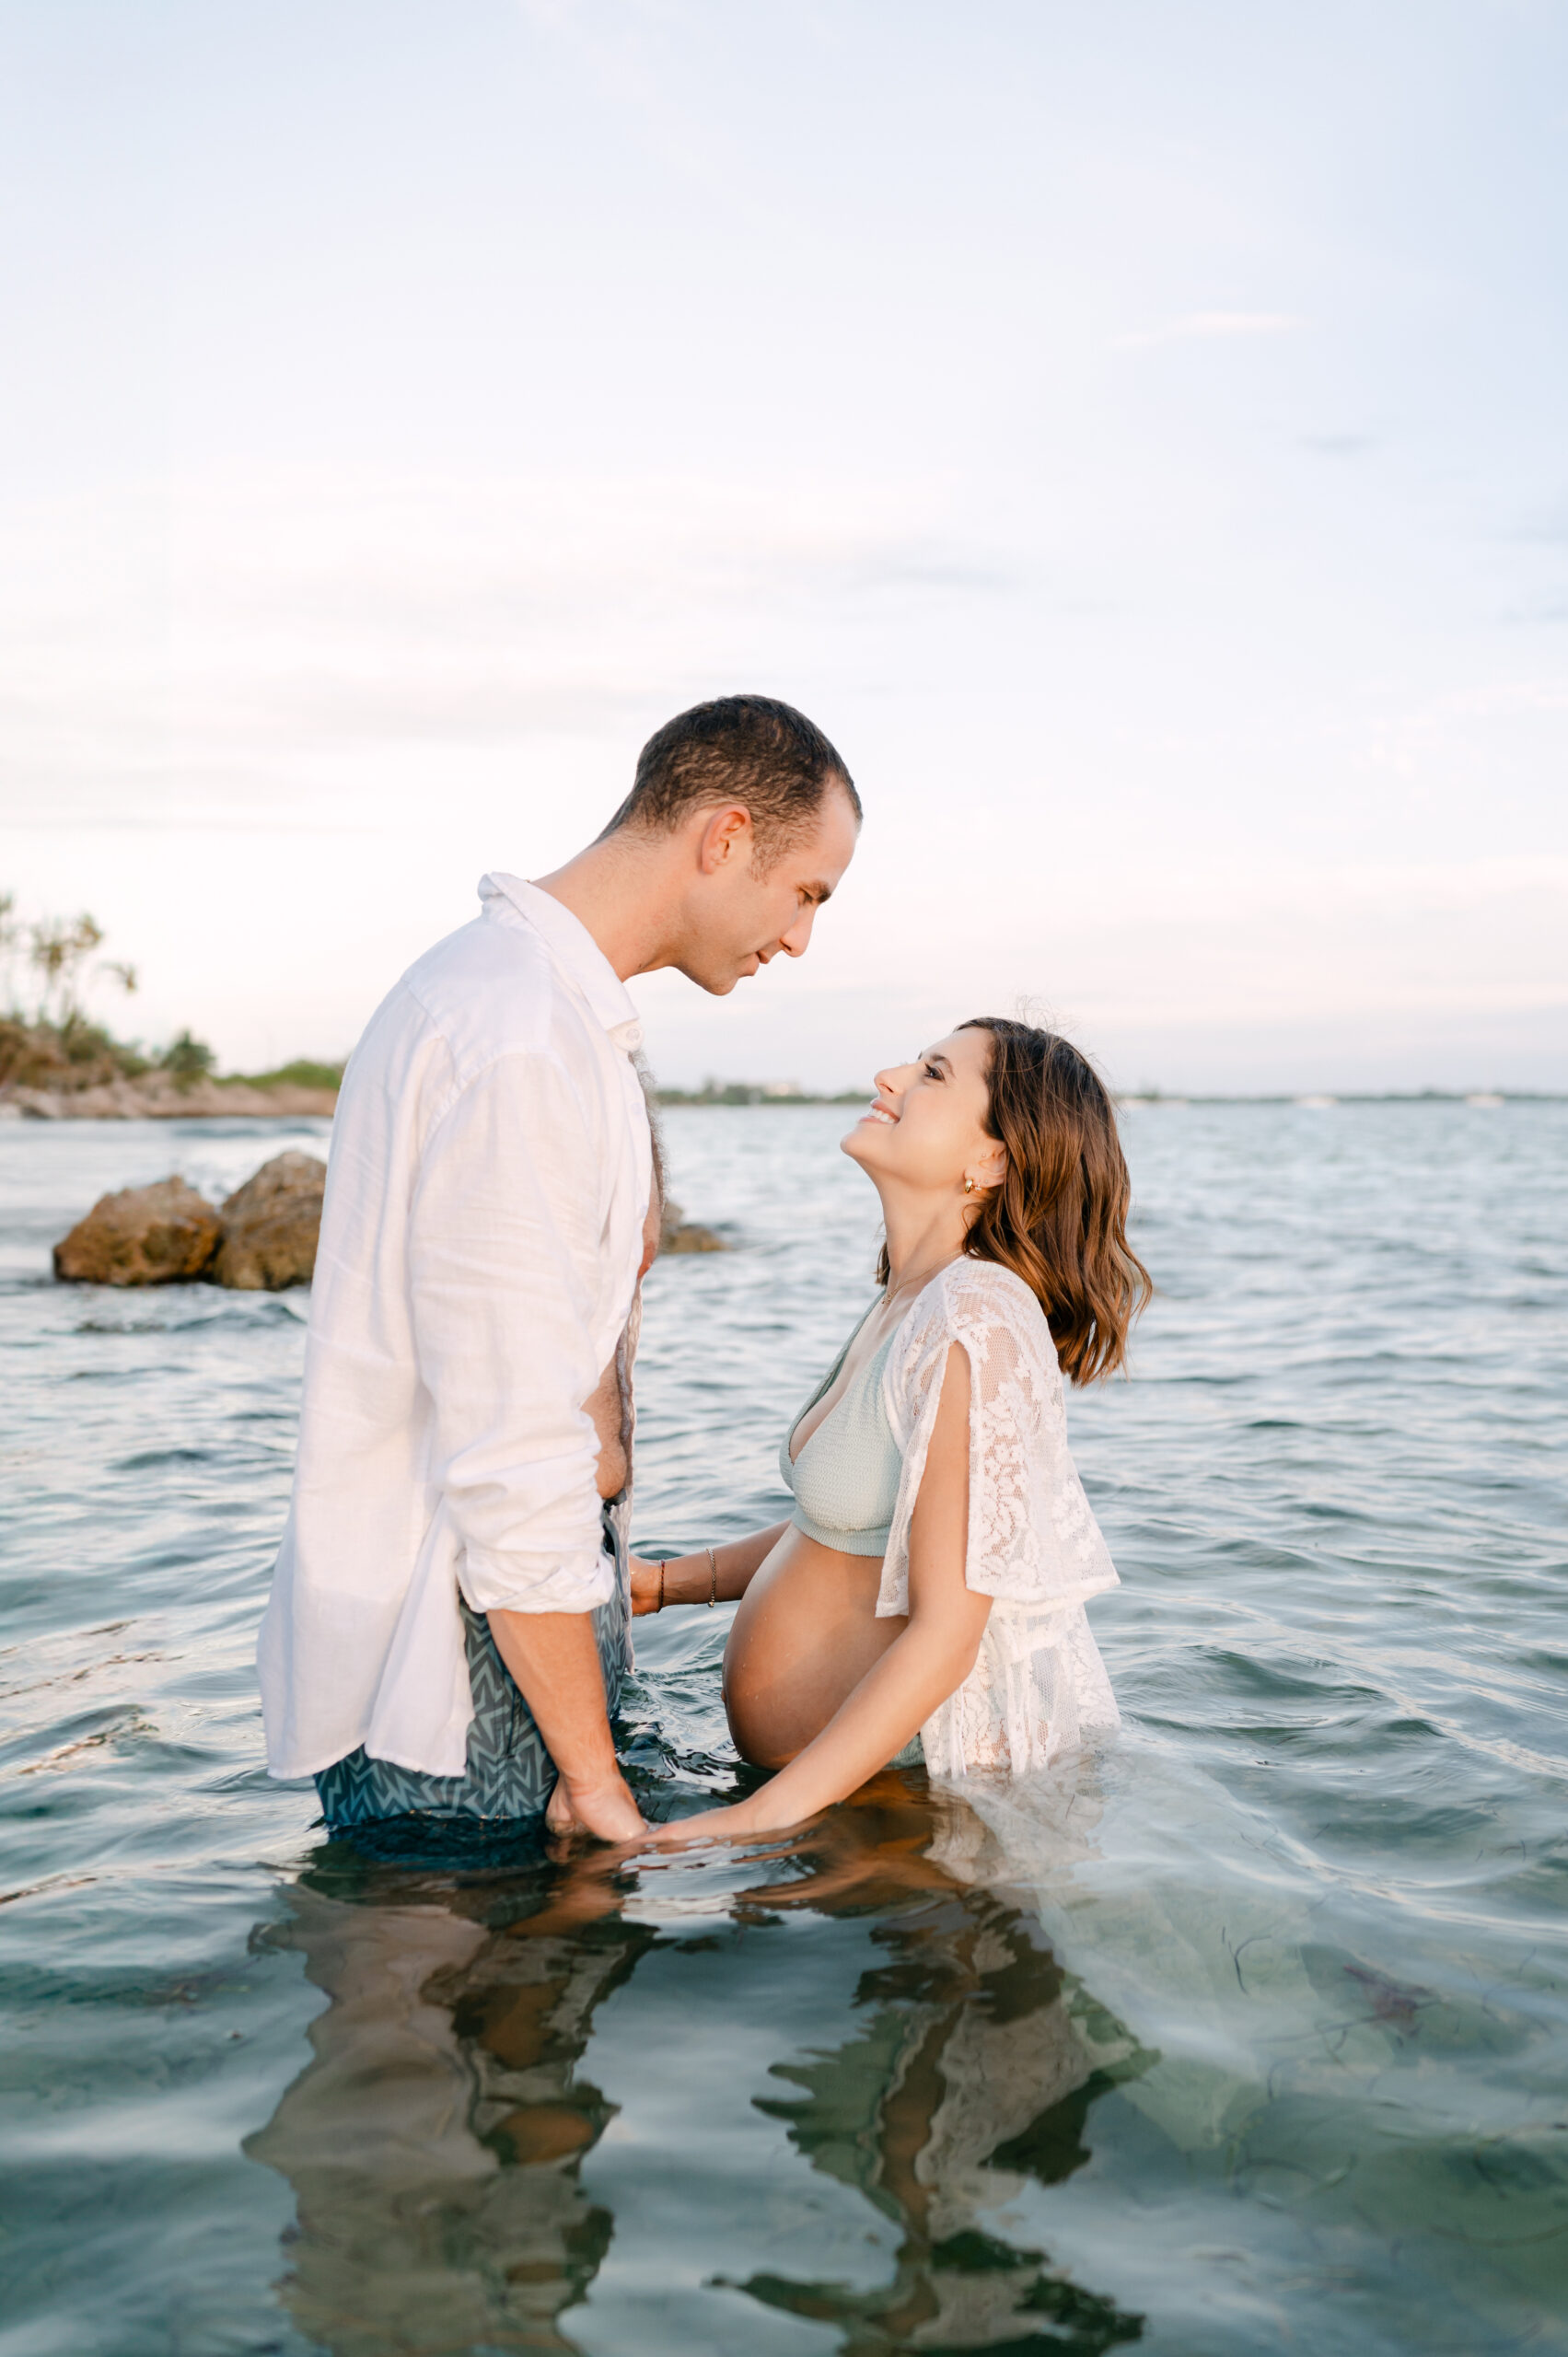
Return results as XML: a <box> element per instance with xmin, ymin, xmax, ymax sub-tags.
<box><xmin>657</xmin><ymin>1557</ymin><xmax>667</xmax><ymax>1613</ymax></box>
<box><xmin>706</xmin><ymin>1546</ymin><xmax>718</xmax><ymax>1607</ymax></box>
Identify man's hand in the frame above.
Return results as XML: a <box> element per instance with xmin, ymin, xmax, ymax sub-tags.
<box><xmin>628</xmin><ymin>1554</ymin><xmax>664</xmax><ymax>1617</ymax></box>
<box><xmin>546</xmin><ymin>1769</ymin><xmax>645</xmax><ymax>1844</ymax></box>
<box><xmin>486</xmin><ymin>1604</ymin><xmax>645</xmax><ymax>1843</ymax></box>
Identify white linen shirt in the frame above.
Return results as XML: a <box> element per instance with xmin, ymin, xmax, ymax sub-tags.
<box><xmin>258</xmin><ymin>873</ymin><xmax>652</xmax><ymax>1781</ymax></box>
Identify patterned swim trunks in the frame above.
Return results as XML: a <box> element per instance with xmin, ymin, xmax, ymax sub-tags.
<box><xmin>314</xmin><ymin>1508</ymin><xmax>629</xmax><ymax>1829</ymax></box>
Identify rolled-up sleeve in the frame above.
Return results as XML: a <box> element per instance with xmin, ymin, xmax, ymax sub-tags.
<box><xmin>409</xmin><ymin>1049</ymin><xmax>613</xmax><ymax>1615</ymax></box>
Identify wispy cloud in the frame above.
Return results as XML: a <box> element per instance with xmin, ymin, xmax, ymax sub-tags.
<box><xmin>1518</xmin><ymin>495</ymin><xmax>1568</xmax><ymax>544</ymax></box>
<box><xmin>0</xmin><ymin>471</ymin><xmax>1016</xmax><ymax>830</ymax></box>
<box><xmin>1115</xmin><ymin>309</ymin><xmax>1306</xmax><ymax>353</ymax></box>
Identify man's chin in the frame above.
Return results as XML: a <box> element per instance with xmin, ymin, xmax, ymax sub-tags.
<box><xmin>709</xmin><ymin>958</ymin><xmax>763</xmax><ymax>994</ymax></box>
<box><xmin>679</xmin><ymin>963</ymin><xmax>739</xmax><ymax>997</ymax></box>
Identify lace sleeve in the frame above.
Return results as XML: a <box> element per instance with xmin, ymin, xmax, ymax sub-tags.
<box><xmin>876</xmin><ymin>1260</ymin><xmax>1119</xmax><ymax>1621</ymax></box>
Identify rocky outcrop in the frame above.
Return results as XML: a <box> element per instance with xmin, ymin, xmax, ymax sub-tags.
<box><xmin>52</xmin><ymin>1152</ymin><xmax>327</xmax><ymax>1290</ymax></box>
<box><xmin>657</xmin><ymin>1196</ymin><xmax>730</xmax><ymax>1255</ymax></box>
<box><xmin>52</xmin><ymin>1177</ymin><xmax>223</xmax><ymax>1286</ymax></box>
<box><xmin>52</xmin><ymin>1151</ymin><xmax>714</xmax><ymax>1291</ymax></box>
<box><xmin>212</xmin><ymin>1153</ymin><xmax>327</xmax><ymax>1290</ymax></box>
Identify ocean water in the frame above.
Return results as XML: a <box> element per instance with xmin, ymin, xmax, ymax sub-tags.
<box><xmin>1</xmin><ymin>1101</ymin><xmax>1564</xmax><ymax>2356</ymax></box>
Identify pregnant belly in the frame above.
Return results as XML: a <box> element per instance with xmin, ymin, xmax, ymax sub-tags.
<box><xmin>723</xmin><ymin>1525</ymin><xmax>906</xmax><ymax>1770</ymax></box>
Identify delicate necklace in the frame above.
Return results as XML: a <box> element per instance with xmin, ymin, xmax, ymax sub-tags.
<box><xmin>884</xmin><ymin>1251</ymin><xmax>960</xmax><ymax>1312</ymax></box>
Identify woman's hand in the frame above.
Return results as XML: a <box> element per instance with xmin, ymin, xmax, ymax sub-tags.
<box><xmin>627</xmin><ymin>1527</ymin><xmax>788</xmax><ymax>1617</ymax></box>
<box><xmin>628</xmin><ymin>1555</ymin><xmax>663</xmax><ymax>1617</ymax></box>
<box><xmin>643</xmin><ymin>1799</ymin><xmax>771</xmax><ymax>1848</ymax></box>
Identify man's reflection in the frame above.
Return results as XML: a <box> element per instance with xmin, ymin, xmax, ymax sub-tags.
<box><xmin>249</xmin><ymin>1779</ymin><xmax>1145</xmax><ymax>2356</ymax></box>
<box><xmin>247</xmin><ymin>1834</ymin><xmax>656</xmax><ymax>2356</ymax></box>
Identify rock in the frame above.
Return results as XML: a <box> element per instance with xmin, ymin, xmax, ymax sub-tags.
<box><xmin>663</xmin><ymin>1221</ymin><xmax>729</xmax><ymax>1253</ymax></box>
<box><xmin>657</xmin><ymin>1195</ymin><xmax>730</xmax><ymax>1255</ymax></box>
<box><xmin>53</xmin><ymin>1177</ymin><xmax>222</xmax><ymax>1286</ymax></box>
<box><xmin>213</xmin><ymin>1152</ymin><xmax>327</xmax><ymax>1290</ymax></box>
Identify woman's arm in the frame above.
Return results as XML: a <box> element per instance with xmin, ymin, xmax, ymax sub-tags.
<box><xmin>630</xmin><ymin>1524</ymin><xmax>790</xmax><ymax>1616</ymax></box>
<box><xmin>648</xmin><ymin>1345</ymin><xmax>989</xmax><ymax>1843</ymax></box>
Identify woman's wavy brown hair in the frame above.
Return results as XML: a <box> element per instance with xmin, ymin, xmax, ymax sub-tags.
<box><xmin>879</xmin><ymin>1017</ymin><xmax>1151</xmax><ymax>1384</ymax></box>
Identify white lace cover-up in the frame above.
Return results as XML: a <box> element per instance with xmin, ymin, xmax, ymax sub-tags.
<box><xmin>879</xmin><ymin>1260</ymin><xmax>1121</xmax><ymax>1779</ymax></box>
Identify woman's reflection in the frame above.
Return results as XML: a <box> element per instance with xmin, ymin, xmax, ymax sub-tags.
<box><xmin>248</xmin><ymin>1778</ymin><xmax>1145</xmax><ymax>2356</ymax></box>
<box><xmin>726</xmin><ymin>1776</ymin><xmax>1150</xmax><ymax>2352</ymax></box>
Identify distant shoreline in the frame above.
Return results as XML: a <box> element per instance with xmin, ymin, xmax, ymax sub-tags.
<box><xmin>1</xmin><ymin>1074</ymin><xmax>338</xmax><ymax>1120</ymax></box>
<box><xmin>655</xmin><ymin>1088</ymin><xmax>1563</xmax><ymax>1109</ymax></box>
<box><xmin>0</xmin><ymin>1012</ymin><xmax>343</xmax><ymax>1120</ymax></box>
<box><xmin>2</xmin><ymin>1078</ymin><xmax>1560</xmax><ymax>1121</ymax></box>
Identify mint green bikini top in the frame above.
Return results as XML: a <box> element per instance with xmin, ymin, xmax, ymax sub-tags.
<box><xmin>781</xmin><ymin>1308</ymin><xmax>903</xmax><ymax>1558</ymax></box>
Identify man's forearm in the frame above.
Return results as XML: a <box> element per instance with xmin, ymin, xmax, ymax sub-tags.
<box><xmin>485</xmin><ymin>1607</ymin><xmax>621</xmax><ymax>1788</ymax></box>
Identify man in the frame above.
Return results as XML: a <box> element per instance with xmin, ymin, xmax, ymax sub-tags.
<box><xmin>259</xmin><ymin>695</ymin><xmax>859</xmax><ymax>1841</ymax></box>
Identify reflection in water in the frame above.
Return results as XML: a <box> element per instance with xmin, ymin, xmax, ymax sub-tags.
<box><xmin>249</xmin><ymin>1781</ymin><xmax>1147</xmax><ymax>2355</ymax></box>
<box><xmin>728</xmin><ymin>1781</ymin><xmax>1151</xmax><ymax>2353</ymax></box>
<box><xmin>247</xmin><ymin>1829</ymin><xmax>658</xmax><ymax>2355</ymax></box>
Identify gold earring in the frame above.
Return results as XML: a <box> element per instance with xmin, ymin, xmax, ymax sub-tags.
<box><xmin>964</xmin><ymin>1176</ymin><xmax>975</xmax><ymax>1194</ymax></box>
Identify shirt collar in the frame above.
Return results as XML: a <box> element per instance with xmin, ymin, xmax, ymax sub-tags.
<box><xmin>478</xmin><ymin>873</ymin><xmax>644</xmax><ymax>1054</ymax></box>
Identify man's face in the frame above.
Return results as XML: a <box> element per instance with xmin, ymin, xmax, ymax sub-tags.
<box><xmin>679</xmin><ymin>783</ymin><xmax>860</xmax><ymax>995</ymax></box>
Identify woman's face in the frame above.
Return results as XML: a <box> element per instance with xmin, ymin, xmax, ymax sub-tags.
<box><xmin>841</xmin><ymin>1028</ymin><xmax>1005</xmax><ymax>1196</ymax></box>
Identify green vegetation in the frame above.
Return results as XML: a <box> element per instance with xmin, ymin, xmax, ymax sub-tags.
<box><xmin>1</xmin><ymin>891</ymin><xmax>146</xmax><ymax>1092</ymax></box>
<box><xmin>158</xmin><ymin>1029</ymin><xmax>217</xmax><ymax>1090</ymax></box>
<box><xmin>0</xmin><ymin>891</ymin><xmax>340</xmax><ymax>1100</ymax></box>
<box><xmin>0</xmin><ymin>1013</ymin><xmax>149</xmax><ymax>1093</ymax></box>
<box><xmin>220</xmin><ymin>1058</ymin><xmax>346</xmax><ymax>1092</ymax></box>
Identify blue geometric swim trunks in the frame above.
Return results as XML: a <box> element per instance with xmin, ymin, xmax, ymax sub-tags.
<box><xmin>314</xmin><ymin>1505</ymin><xmax>630</xmax><ymax>1829</ymax></box>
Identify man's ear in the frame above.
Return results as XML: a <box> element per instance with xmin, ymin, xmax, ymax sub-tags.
<box><xmin>696</xmin><ymin>804</ymin><xmax>754</xmax><ymax>875</ymax></box>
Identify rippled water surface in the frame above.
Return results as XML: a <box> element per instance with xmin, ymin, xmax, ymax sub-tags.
<box><xmin>3</xmin><ymin>1102</ymin><xmax>1565</xmax><ymax>2355</ymax></box>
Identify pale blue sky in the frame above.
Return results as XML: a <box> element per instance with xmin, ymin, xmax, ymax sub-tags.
<box><xmin>2</xmin><ymin>0</ymin><xmax>1564</xmax><ymax>1089</ymax></box>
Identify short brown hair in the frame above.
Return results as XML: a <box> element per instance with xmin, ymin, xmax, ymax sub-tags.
<box><xmin>953</xmin><ymin>1018</ymin><xmax>1151</xmax><ymax>1384</ymax></box>
<box><xmin>603</xmin><ymin>695</ymin><xmax>858</xmax><ymax>858</ymax></box>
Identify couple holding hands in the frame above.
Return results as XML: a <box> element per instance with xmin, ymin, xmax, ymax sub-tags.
<box><xmin>259</xmin><ymin>696</ymin><xmax>1147</xmax><ymax>1847</ymax></box>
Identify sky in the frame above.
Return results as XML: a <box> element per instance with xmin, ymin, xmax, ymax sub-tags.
<box><xmin>2</xmin><ymin>0</ymin><xmax>1565</xmax><ymax>1094</ymax></box>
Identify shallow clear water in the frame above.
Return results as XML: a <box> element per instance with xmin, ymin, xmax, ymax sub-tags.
<box><xmin>2</xmin><ymin>1102</ymin><xmax>1565</xmax><ymax>2355</ymax></box>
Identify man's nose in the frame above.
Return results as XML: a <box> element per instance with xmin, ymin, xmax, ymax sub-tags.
<box><xmin>778</xmin><ymin>903</ymin><xmax>817</xmax><ymax>958</ymax></box>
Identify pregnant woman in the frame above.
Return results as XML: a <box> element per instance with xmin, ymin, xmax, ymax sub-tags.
<box><xmin>634</xmin><ymin>1016</ymin><xmax>1149</xmax><ymax>1844</ymax></box>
